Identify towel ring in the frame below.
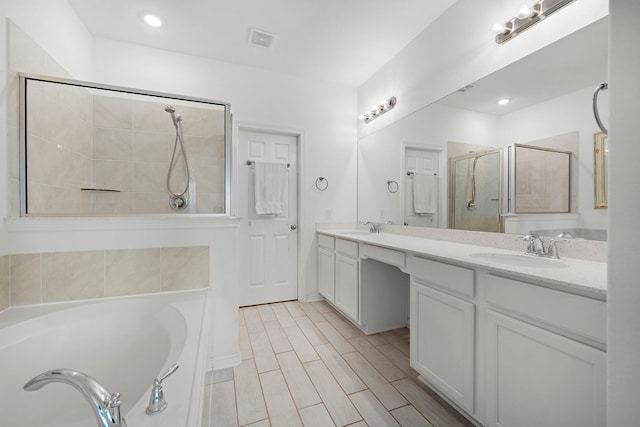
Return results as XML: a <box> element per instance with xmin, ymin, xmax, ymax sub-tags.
<box><xmin>315</xmin><ymin>177</ymin><xmax>328</xmax><ymax>191</ymax></box>
<box><xmin>387</xmin><ymin>180</ymin><xmax>399</xmax><ymax>193</ymax></box>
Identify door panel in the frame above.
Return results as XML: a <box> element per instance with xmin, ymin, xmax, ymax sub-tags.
<box><xmin>239</xmin><ymin>129</ymin><xmax>298</xmax><ymax>306</ymax></box>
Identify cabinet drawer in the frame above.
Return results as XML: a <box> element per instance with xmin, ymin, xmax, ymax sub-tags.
<box><xmin>336</xmin><ymin>238</ymin><xmax>358</xmax><ymax>257</ymax></box>
<box><xmin>411</xmin><ymin>256</ymin><xmax>474</xmax><ymax>298</ymax></box>
<box><xmin>318</xmin><ymin>234</ymin><xmax>335</xmax><ymax>250</ymax></box>
<box><xmin>485</xmin><ymin>274</ymin><xmax>606</xmax><ymax>346</ymax></box>
<box><xmin>360</xmin><ymin>244</ymin><xmax>405</xmax><ymax>269</ymax></box>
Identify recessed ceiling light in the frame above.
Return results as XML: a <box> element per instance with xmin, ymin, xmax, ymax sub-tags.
<box><xmin>142</xmin><ymin>13</ymin><xmax>165</xmax><ymax>28</ymax></box>
<box><xmin>248</xmin><ymin>28</ymin><xmax>277</xmax><ymax>48</ymax></box>
<box><xmin>497</xmin><ymin>98</ymin><xmax>511</xmax><ymax>106</ymax></box>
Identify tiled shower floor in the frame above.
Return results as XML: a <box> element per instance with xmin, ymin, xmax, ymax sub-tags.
<box><xmin>201</xmin><ymin>300</ymin><xmax>473</xmax><ymax>427</ymax></box>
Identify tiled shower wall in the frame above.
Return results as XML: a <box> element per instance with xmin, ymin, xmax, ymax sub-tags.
<box><xmin>0</xmin><ymin>246</ymin><xmax>209</xmax><ymax>312</ymax></box>
<box><xmin>9</xmin><ymin>21</ymin><xmax>226</xmax><ymax>216</ymax></box>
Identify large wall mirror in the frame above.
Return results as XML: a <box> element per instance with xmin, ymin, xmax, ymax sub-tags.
<box><xmin>20</xmin><ymin>74</ymin><xmax>231</xmax><ymax>216</ymax></box>
<box><xmin>357</xmin><ymin>17</ymin><xmax>608</xmax><ymax>241</ymax></box>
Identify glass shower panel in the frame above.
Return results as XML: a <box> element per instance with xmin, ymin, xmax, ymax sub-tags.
<box><xmin>449</xmin><ymin>150</ymin><xmax>502</xmax><ymax>232</ymax></box>
<box><xmin>20</xmin><ymin>74</ymin><xmax>230</xmax><ymax>216</ymax></box>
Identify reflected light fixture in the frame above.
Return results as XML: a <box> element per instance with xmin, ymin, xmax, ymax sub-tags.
<box><xmin>360</xmin><ymin>96</ymin><xmax>397</xmax><ymax>124</ymax></box>
<box><xmin>493</xmin><ymin>0</ymin><xmax>576</xmax><ymax>44</ymax></box>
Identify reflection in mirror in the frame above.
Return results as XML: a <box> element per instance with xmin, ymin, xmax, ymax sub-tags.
<box><xmin>20</xmin><ymin>74</ymin><xmax>230</xmax><ymax>216</ymax></box>
<box><xmin>357</xmin><ymin>18</ymin><xmax>608</xmax><ymax>240</ymax></box>
<box><xmin>594</xmin><ymin>132</ymin><xmax>608</xmax><ymax>209</ymax></box>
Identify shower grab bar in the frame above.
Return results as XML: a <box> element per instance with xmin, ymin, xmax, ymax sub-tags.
<box><xmin>246</xmin><ymin>160</ymin><xmax>290</xmax><ymax>168</ymax></box>
<box><xmin>406</xmin><ymin>171</ymin><xmax>437</xmax><ymax>176</ymax></box>
<box><xmin>593</xmin><ymin>82</ymin><xmax>608</xmax><ymax>135</ymax></box>
<box><xmin>81</xmin><ymin>188</ymin><xmax>121</xmax><ymax>193</ymax></box>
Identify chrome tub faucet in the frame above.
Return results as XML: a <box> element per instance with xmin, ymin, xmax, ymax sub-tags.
<box><xmin>24</xmin><ymin>369</ymin><xmax>127</xmax><ymax>427</ymax></box>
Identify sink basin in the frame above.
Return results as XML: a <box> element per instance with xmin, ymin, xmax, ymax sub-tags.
<box><xmin>468</xmin><ymin>252</ymin><xmax>567</xmax><ymax>269</ymax></box>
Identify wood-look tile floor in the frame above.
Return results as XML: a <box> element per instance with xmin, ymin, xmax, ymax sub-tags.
<box><xmin>201</xmin><ymin>300</ymin><xmax>474</xmax><ymax>427</ymax></box>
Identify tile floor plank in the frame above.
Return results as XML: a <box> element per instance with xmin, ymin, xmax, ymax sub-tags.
<box><xmin>272</xmin><ymin>303</ymin><xmax>297</xmax><ymax>328</ymax></box>
<box><xmin>391</xmin><ymin>405</ymin><xmax>436</xmax><ymax>427</ymax></box>
<box><xmin>257</xmin><ymin>304</ymin><xmax>278</xmax><ymax>322</ymax></box>
<box><xmin>284</xmin><ymin>300</ymin><xmax>306</xmax><ymax>317</ymax></box>
<box><xmin>299</xmin><ymin>302</ymin><xmax>327</xmax><ymax>323</ymax></box>
<box><xmin>264</xmin><ymin>320</ymin><xmax>294</xmax><ymax>354</ymax></box>
<box><xmin>392</xmin><ymin>378</ymin><xmax>469</xmax><ymax>427</ymax></box>
<box><xmin>343</xmin><ymin>351</ymin><xmax>408</xmax><ymax>411</ymax></box>
<box><xmin>277</xmin><ymin>351</ymin><xmax>322</xmax><ymax>409</ymax></box>
<box><xmin>311</xmin><ymin>300</ymin><xmax>333</xmax><ymax>313</ymax></box>
<box><xmin>349</xmin><ymin>389</ymin><xmax>401</xmax><ymax>427</ymax></box>
<box><xmin>350</xmin><ymin>337</ymin><xmax>406</xmax><ymax>382</ymax></box>
<box><xmin>250</xmin><ymin>330</ymin><xmax>279</xmax><ymax>373</ymax></box>
<box><xmin>299</xmin><ymin>403</ymin><xmax>337</xmax><ymax>427</ymax></box>
<box><xmin>315</xmin><ymin>321</ymin><xmax>357</xmax><ymax>354</ymax></box>
<box><xmin>296</xmin><ymin>315</ymin><xmax>329</xmax><ymax>346</ymax></box>
<box><xmin>304</xmin><ymin>360</ymin><xmax>363</xmax><ymax>426</ymax></box>
<box><xmin>284</xmin><ymin>326</ymin><xmax>320</xmax><ymax>363</ymax></box>
<box><xmin>234</xmin><ymin>359</ymin><xmax>268</xmax><ymax>426</ymax></box>
<box><xmin>315</xmin><ymin>343</ymin><xmax>367</xmax><ymax>395</ymax></box>
<box><xmin>244</xmin><ymin>307</ymin><xmax>266</xmax><ymax>333</ymax></box>
<box><xmin>239</xmin><ymin>322</ymin><xmax>254</xmax><ymax>360</ymax></box>
<box><xmin>321</xmin><ymin>311</ymin><xmax>362</xmax><ymax>339</ymax></box>
<box><xmin>259</xmin><ymin>370</ymin><xmax>303</xmax><ymax>426</ymax></box>
<box><xmin>376</xmin><ymin>344</ymin><xmax>412</xmax><ymax>377</ymax></box>
<box><xmin>210</xmin><ymin>380</ymin><xmax>238</xmax><ymax>427</ymax></box>
<box><xmin>380</xmin><ymin>330</ymin><xmax>410</xmax><ymax>357</ymax></box>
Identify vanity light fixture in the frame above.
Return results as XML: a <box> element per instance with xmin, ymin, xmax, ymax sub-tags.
<box><xmin>493</xmin><ymin>0</ymin><xmax>576</xmax><ymax>44</ymax></box>
<box><xmin>360</xmin><ymin>96</ymin><xmax>397</xmax><ymax>124</ymax></box>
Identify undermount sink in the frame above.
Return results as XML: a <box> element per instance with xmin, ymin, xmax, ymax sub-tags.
<box><xmin>468</xmin><ymin>252</ymin><xmax>567</xmax><ymax>269</ymax></box>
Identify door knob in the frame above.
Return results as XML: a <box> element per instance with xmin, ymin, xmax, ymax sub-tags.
<box><xmin>290</xmin><ymin>224</ymin><xmax>297</xmax><ymax>230</ymax></box>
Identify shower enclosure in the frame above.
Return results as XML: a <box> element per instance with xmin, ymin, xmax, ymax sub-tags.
<box><xmin>18</xmin><ymin>73</ymin><xmax>231</xmax><ymax>216</ymax></box>
<box><xmin>448</xmin><ymin>149</ymin><xmax>504</xmax><ymax>233</ymax></box>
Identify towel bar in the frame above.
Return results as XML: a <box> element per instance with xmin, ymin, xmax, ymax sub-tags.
<box><xmin>246</xmin><ymin>160</ymin><xmax>290</xmax><ymax>168</ymax></box>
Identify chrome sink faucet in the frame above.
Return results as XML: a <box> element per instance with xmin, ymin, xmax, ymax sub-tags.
<box><xmin>523</xmin><ymin>234</ymin><xmax>560</xmax><ymax>259</ymax></box>
<box><xmin>363</xmin><ymin>221</ymin><xmax>380</xmax><ymax>233</ymax></box>
<box><xmin>24</xmin><ymin>369</ymin><xmax>127</xmax><ymax>427</ymax></box>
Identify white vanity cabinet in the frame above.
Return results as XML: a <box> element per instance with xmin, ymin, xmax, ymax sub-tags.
<box><xmin>317</xmin><ymin>235</ymin><xmax>336</xmax><ymax>302</ymax></box>
<box><xmin>409</xmin><ymin>257</ymin><xmax>476</xmax><ymax>414</ymax></box>
<box><xmin>483</xmin><ymin>274</ymin><xmax>606</xmax><ymax>427</ymax></box>
<box><xmin>334</xmin><ymin>239</ymin><xmax>360</xmax><ymax>323</ymax></box>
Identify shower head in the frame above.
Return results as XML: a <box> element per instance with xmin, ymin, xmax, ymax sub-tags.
<box><xmin>165</xmin><ymin>105</ymin><xmax>179</xmax><ymax>127</ymax></box>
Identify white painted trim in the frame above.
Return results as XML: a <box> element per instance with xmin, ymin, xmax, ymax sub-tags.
<box><xmin>234</xmin><ymin>121</ymin><xmax>307</xmax><ymax>302</ymax></box>
<box><xmin>209</xmin><ymin>352</ymin><xmax>242</xmax><ymax>371</ymax></box>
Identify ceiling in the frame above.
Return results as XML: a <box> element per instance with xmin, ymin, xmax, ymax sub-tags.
<box><xmin>67</xmin><ymin>0</ymin><xmax>457</xmax><ymax>87</ymax></box>
<box><xmin>437</xmin><ymin>17</ymin><xmax>608</xmax><ymax>116</ymax></box>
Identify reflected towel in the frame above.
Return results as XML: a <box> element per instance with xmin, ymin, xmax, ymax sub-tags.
<box><xmin>254</xmin><ymin>162</ymin><xmax>288</xmax><ymax>215</ymax></box>
<box><xmin>413</xmin><ymin>172</ymin><xmax>437</xmax><ymax>214</ymax></box>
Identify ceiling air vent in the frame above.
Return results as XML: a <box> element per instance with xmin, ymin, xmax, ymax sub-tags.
<box><xmin>248</xmin><ymin>28</ymin><xmax>277</xmax><ymax>48</ymax></box>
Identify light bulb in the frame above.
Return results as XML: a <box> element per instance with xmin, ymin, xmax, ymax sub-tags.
<box><xmin>516</xmin><ymin>4</ymin><xmax>533</xmax><ymax>19</ymax></box>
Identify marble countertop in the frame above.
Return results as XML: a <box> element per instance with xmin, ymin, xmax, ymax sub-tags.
<box><xmin>318</xmin><ymin>229</ymin><xmax>607</xmax><ymax>301</ymax></box>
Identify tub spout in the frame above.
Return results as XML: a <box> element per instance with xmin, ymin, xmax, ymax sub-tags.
<box><xmin>24</xmin><ymin>369</ymin><xmax>127</xmax><ymax>427</ymax></box>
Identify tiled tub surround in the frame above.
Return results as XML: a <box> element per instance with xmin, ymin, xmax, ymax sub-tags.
<box><xmin>0</xmin><ymin>246</ymin><xmax>209</xmax><ymax>311</ymax></box>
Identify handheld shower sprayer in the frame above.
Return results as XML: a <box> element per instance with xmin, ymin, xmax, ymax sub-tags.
<box><xmin>164</xmin><ymin>105</ymin><xmax>190</xmax><ymax>209</ymax></box>
<box><xmin>165</xmin><ymin>105</ymin><xmax>180</xmax><ymax>128</ymax></box>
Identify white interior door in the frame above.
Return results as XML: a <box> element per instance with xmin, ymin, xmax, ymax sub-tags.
<box><xmin>239</xmin><ymin>129</ymin><xmax>298</xmax><ymax>306</ymax></box>
<box><xmin>404</xmin><ymin>147</ymin><xmax>439</xmax><ymax>227</ymax></box>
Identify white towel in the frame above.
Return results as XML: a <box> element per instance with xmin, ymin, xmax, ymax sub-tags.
<box><xmin>412</xmin><ymin>172</ymin><xmax>437</xmax><ymax>214</ymax></box>
<box><xmin>254</xmin><ymin>162</ymin><xmax>288</xmax><ymax>215</ymax></box>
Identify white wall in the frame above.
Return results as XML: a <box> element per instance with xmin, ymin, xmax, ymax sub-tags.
<box><xmin>357</xmin><ymin>0</ymin><xmax>609</xmax><ymax>139</ymax></box>
<box><xmin>608</xmin><ymin>0</ymin><xmax>640</xmax><ymax>425</ymax></box>
<box><xmin>91</xmin><ymin>38</ymin><xmax>359</xmax><ymax>303</ymax></box>
<box><xmin>0</xmin><ymin>0</ymin><xmax>93</xmax><ymax>256</ymax></box>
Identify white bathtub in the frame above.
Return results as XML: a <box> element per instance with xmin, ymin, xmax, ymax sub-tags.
<box><xmin>0</xmin><ymin>289</ymin><xmax>210</xmax><ymax>427</ymax></box>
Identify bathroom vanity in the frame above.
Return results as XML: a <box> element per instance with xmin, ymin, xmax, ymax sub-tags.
<box><xmin>317</xmin><ymin>227</ymin><xmax>606</xmax><ymax>427</ymax></box>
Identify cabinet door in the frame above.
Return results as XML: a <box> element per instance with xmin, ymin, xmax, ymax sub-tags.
<box><xmin>485</xmin><ymin>310</ymin><xmax>606</xmax><ymax>427</ymax></box>
<box><xmin>335</xmin><ymin>254</ymin><xmax>359</xmax><ymax>322</ymax></box>
<box><xmin>410</xmin><ymin>281</ymin><xmax>475</xmax><ymax>413</ymax></box>
<box><xmin>318</xmin><ymin>247</ymin><xmax>335</xmax><ymax>302</ymax></box>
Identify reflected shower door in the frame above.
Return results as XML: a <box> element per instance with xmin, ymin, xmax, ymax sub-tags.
<box><xmin>449</xmin><ymin>150</ymin><xmax>502</xmax><ymax>232</ymax></box>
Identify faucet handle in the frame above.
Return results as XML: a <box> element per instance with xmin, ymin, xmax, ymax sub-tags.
<box><xmin>546</xmin><ymin>239</ymin><xmax>560</xmax><ymax>259</ymax></box>
<box><xmin>146</xmin><ymin>364</ymin><xmax>179</xmax><ymax>416</ymax></box>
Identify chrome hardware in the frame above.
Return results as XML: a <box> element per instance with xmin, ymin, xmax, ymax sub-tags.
<box><xmin>146</xmin><ymin>364</ymin><xmax>179</xmax><ymax>416</ymax></box>
<box><xmin>363</xmin><ymin>221</ymin><xmax>380</xmax><ymax>233</ymax></box>
<box><xmin>24</xmin><ymin>369</ymin><xmax>127</xmax><ymax>427</ymax></box>
<box><xmin>290</xmin><ymin>224</ymin><xmax>297</xmax><ymax>230</ymax></box>
<box><xmin>523</xmin><ymin>234</ymin><xmax>560</xmax><ymax>259</ymax></box>
<box><xmin>169</xmin><ymin>194</ymin><xmax>188</xmax><ymax>210</ymax></box>
<box><xmin>593</xmin><ymin>82</ymin><xmax>608</xmax><ymax>135</ymax></box>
